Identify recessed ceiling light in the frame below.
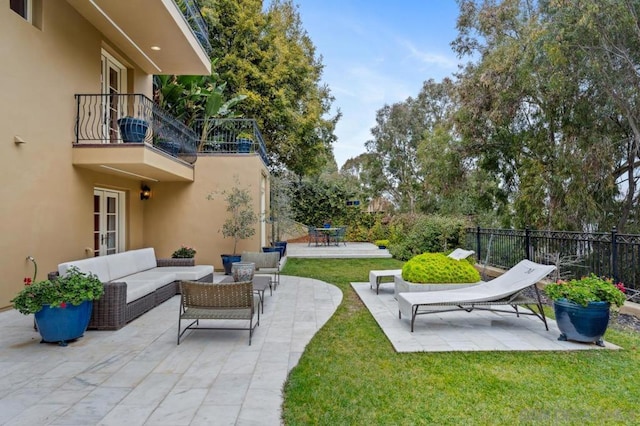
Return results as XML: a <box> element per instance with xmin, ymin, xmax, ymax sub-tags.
<box><xmin>150</xmin><ymin>46</ymin><xmax>161</xmax><ymax>51</ymax></box>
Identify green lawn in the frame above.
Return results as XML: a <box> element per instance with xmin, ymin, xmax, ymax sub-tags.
<box><xmin>280</xmin><ymin>258</ymin><xmax>640</xmax><ymax>425</ymax></box>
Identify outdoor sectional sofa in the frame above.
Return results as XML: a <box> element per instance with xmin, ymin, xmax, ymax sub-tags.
<box><xmin>48</xmin><ymin>248</ymin><xmax>214</xmax><ymax>330</ymax></box>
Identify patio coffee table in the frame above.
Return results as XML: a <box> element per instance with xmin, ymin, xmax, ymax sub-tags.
<box><xmin>221</xmin><ymin>275</ymin><xmax>270</xmax><ymax>314</ymax></box>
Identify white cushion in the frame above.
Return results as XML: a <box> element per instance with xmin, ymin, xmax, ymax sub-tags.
<box><xmin>58</xmin><ymin>257</ymin><xmax>110</xmax><ymax>283</ymax></box>
<box><xmin>123</xmin><ymin>280</ymin><xmax>159</xmax><ymax>304</ymax></box>
<box><xmin>106</xmin><ymin>252</ymin><xmax>139</xmax><ymax>281</ymax></box>
<box><xmin>130</xmin><ymin>248</ymin><xmax>157</xmax><ymax>271</ymax></box>
<box><xmin>155</xmin><ymin>265</ymin><xmax>214</xmax><ymax>281</ymax></box>
<box><xmin>121</xmin><ymin>270</ymin><xmax>176</xmax><ymax>290</ymax></box>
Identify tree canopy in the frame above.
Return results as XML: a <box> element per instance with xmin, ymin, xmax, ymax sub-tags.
<box><xmin>200</xmin><ymin>0</ymin><xmax>340</xmax><ymax>176</ymax></box>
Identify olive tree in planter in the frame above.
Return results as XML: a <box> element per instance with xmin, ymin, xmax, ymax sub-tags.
<box><xmin>268</xmin><ymin>174</ymin><xmax>295</xmax><ymax>257</ymax></box>
<box><xmin>208</xmin><ymin>178</ymin><xmax>258</xmax><ymax>274</ymax></box>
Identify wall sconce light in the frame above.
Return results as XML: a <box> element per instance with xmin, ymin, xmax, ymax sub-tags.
<box><xmin>140</xmin><ymin>184</ymin><xmax>151</xmax><ymax>200</ymax></box>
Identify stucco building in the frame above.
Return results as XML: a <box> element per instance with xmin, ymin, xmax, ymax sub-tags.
<box><xmin>1</xmin><ymin>0</ymin><xmax>270</xmax><ymax>309</ymax></box>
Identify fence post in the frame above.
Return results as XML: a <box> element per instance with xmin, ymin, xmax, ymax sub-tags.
<box><xmin>476</xmin><ymin>226</ymin><xmax>481</xmax><ymax>261</ymax></box>
<box><xmin>611</xmin><ymin>227</ymin><xmax>618</xmax><ymax>282</ymax></box>
<box><xmin>525</xmin><ymin>226</ymin><xmax>531</xmax><ymax>260</ymax></box>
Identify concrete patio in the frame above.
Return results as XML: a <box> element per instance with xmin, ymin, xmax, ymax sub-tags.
<box><xmin>0</xmin><ymin>274</ymin><xmax>342</xmax><ymax>426</ymax></box>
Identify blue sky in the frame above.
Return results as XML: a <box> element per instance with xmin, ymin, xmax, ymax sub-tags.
<box><xmin>292</xmin><ymin>1</ymin><xmax>463</xmax><ymax>168</ymax></box>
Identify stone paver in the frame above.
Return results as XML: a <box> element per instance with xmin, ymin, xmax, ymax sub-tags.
<box><xmin>0</xmin><ymin>275</ymin><xmax>342</xmax><ymax>425</ymax></box>
<box><xmin>352</xmin><ymin>282</ymin><xmax>620</xmax><ymax>352</ymax></box>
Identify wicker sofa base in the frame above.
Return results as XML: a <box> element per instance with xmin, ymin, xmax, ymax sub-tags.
<box><xmin>91</xmin><ymin>273</ymin><xmax>214</xmax><ymax>330</ymax></box>
<box><xmin>50</xmin><ymin>252</ymin><xmax>214</xmax><ymax>331</ymax></box>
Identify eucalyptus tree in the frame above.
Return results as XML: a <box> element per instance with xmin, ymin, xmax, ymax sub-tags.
<box><xmin>546</xmin><ymin>0</ymin><xmax>640</xmax><ymax>231</ymax></box>
<box><xmin>452</xmin><ymin>0</ymin><xmax>622</xmax><ymax>230</ymax></box>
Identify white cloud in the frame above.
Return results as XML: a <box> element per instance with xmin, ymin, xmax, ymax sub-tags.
<box><xmin>397</xmin><ymin>38</ymin><xmax>458</xmax><ymax>70</ymax></box>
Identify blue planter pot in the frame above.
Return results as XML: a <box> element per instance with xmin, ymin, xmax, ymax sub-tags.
<box><xmin>34</xmin><ymin>300</ymin><xmax>93</xmax><ymax>346</ymax></box>
<box><xmin>273</xmin><ymin>241</ymin><xmax>287</xmax><ymax>257</ymax></box>
<box><xmin>221</xmin><ymin>254</ymin><xmax>242</xmax><ymax>275</ymax></box>
<box><xmin>237</xmin><ymin>138</ymin><xmax>252</xmax><ymax>153</ymax></box>
<box><xmin>118</xmin><ymin>117</ymin><xmax>148</xmax><ymax>142</ymax></box>
<box><xmin>553</xmin><ymin>298</ymin><xmax>610</xmax><ymax>346</ymax></box>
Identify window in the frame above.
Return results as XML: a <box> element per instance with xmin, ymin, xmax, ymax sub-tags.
<box><xmin>10</xmin><ymin>0</ymin><xmax>31</xmax><ymax>21</ymax></box>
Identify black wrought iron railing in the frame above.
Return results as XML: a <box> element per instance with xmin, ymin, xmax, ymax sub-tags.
<box><xmin>193</xmin><ymin>118</ymin><xmax>269</xmax><ymax>166</ymax></box>
<box><xmin>174</xmin><ymin>0</ymin><xmax>212</xmax><ymax>56</ymax></box>
<box><xmin>466</xmin><ymin>227</ymin><xmax>640</xmax><ymax>295</ymax></box>
<box><xmin>74</xmin><ymin>93</ymin><xmax>198</xmax><ymax>164</ymax></box>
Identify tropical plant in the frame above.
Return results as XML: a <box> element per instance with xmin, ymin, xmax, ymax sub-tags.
<box><xmin>153</xmin><ymin>58</ymin><xmax>247</xmax><ymax>151</ymax></box>
<box><xmin>11</xmin><ymin>266</ymin><xmax>104</xmax><ymax>315</ymax></box>
<box><xmin>545</xmin><ymin>274</ymin><xmax>626</xmax><ymax>307</ymax></box>
<box><xmin>208</xmin><ymin>177</ymin><xmax>258</xmax><ymax>255</ymax></box>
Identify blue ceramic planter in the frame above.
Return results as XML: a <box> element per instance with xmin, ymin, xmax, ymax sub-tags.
<box><xmin>221</xmin><ymin>254</ymin><xmax>242</xmax><ymax>275</ymax></box>
<box><xmin>34</xmin><ymin>300</ymin><xmax>93</xmax><ymax>346</ymax></box>
<box><xmin>117</xmin><ymin>117</ymin><xmax>149</xmax><ymax>142</ymax></box>
<box><xmin>553</xmin><ymin>298</ymin><xmax>610</xmax><ymax>346</ymax></box>
<box><xmin>237</xmin><ymin>138</ymin><xmax>252</xmax><ymax>153</ymax></box>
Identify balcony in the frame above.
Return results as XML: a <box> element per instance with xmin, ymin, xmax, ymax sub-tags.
<box><xmin>175</xmin><ymin>0</ymin><xmax>213</xmax><ymax>56</ymax></box>
<box><xmin>193</xmin><ymin>118</ymin><xmax>270</xmax><ymax>166</ymax></box>
<box><xmin>74</xmin><ymin>95</ymin><xmax>269</xmax><ymax>181</ymax></box>
<box><xmin>74</xmin><ymin>93</ymin><xmax>198</xmax><ymax>182</ymax></box>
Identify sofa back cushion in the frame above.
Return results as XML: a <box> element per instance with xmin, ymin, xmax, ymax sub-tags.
<box><xmin>106</xmin><ymin>252</ymin><xmax>140</xmax><ymax>281</ymax></box>
<box><xmin>241</xmin><ymin>251</ymin><xmax>279</xmax><ymax>269</ymax></box>
<box><xmin>130</xmin><ymin>248</ymin><xmax>157</xmax><ymax>272</ymax></box>
<box><xmin>58</xmin><ymin>256</ymin><xmax>110</xmax><ymax>283</ymax></box>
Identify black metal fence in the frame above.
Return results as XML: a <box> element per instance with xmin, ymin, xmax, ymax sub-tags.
<box><xmin>75</xmin><ymin>95</ymin><xmax>270</xmax><ymax>167</ymax></box>
<box><xmin>74</xmin><ymin>93</ymin><xmax>199</xmax><ymax>164</ymax></box>
<box><xmin>192</xmin><ymin>118</ymin><xmax>269</xmax><ymax>166</ymax></box>
<box><xmin>466</xmin><ymin>227</ymin><xmax>640</xmax><ymax>292</ymax></box>
<box><xmin>174</xmin><ymin>0</ymin><xmax>213</xmax><ymax>55</ymax></box>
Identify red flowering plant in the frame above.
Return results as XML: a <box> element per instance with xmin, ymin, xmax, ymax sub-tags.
<box><xmin>171</xmin><ymin>245</ymin><xmax>196</xmax><ymax>259</ymax></box>
<box><xmin>545</xmin><ymin>273</ymin><xmax>627</xmax><ymax>308</ymax></box>
<box><xmin>11</xmin><ymin>266</ymin><xmax>104</xmax><ymax>315</ymax></box>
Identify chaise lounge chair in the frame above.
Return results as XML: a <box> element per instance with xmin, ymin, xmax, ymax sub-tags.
<box><xmin>369</xmin><ymin>248</ymin><xmax>476</xmax><ymax>294</ymax></box>
<box><xmin>398</xmin><ymin>259</ymin><xmax>555</xmax><ymax>332</ymax></box>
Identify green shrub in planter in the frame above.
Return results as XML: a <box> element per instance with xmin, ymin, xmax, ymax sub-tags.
<box><xmin>374</xmin><ymin>239</ymin><xmax>390</xmax><ymax>248</ymax></box>
<box><xmin>401</xmin><ymin>252</ymin><xmax>480</xmax><ymax>283</ymax></box>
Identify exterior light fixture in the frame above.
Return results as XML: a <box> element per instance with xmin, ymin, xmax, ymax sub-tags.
<box><xmin>140</xmin><ymin>184</ymin><xmax>151</xmax><ymax>200</ymax></box>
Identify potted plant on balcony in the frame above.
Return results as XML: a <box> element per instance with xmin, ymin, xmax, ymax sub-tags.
<box><xmin>117</xmin><ymin>116</ymin><xmax>149</xmax><ymax>142</ymax></box>
<box><xmin>236</xmin><ymin>132</ymin><xmax>254</xmax><ymax>153</ymax></box>
<box><xmin>208</xmin><ymin>177</ymin><xmax>258</xmax><ymax>274</ymax></box>
<box><xmin>11</xmin><ymin>266</ymin><xmax>104</xmax><ymax>346</ymax></box>
<box><xmin>544</xmin><ymin>274</ymin><xmax>626</xmax><ymax>346</ymax></box>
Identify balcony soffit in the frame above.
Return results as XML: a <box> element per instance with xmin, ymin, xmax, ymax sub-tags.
<box><xmin>65</xmin><ymin>0</ymin><xmax>210</xmax><ymax>75</ymax></box>
<box><xmin>72</xmin><ymin>144</ymin><xmax>195</xmax><ymax>182</ymax></box>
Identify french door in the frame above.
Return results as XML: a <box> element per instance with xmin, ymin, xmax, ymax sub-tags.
<box><xmin>100</xmin><ymin>50</ymin><xmax>126</xmax><ymax>143</ymax></box>
<box><xmin>93</xmin><ymin>189</ymin><xmax>125</xmax><ymax>256</ymax></box>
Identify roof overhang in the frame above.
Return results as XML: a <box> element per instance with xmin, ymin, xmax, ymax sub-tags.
<box><xmin>66</xmin><ymin>0</ymin><xmax>211</xmax><ymax>75</ymax></box>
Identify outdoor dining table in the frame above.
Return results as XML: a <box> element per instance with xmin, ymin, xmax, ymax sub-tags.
<box><xmin>316</xmin><ymin>227</ymin><xmax>342</xmax><ymax>246</ymax></box>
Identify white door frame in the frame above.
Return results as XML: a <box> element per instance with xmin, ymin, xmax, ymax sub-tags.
<box><xmin>101</xmin><ymin>50</ymin><xmax>127</xmax><ymax>143</ymax></box>
<box><xmin>93</xmin><ymin>188</ymin><xmax>126</xmax><ymax>256</ymax></box>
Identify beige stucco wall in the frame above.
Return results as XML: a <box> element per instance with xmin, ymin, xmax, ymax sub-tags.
<box><xmin>0</xmin><ymin>3</ymin><xmax>182</xmax><ymax>309</ymax></box>
<box><xmin>143</xmin><ymin>155</ymin><xmax>270</xmax><ymax>270</ymax></box>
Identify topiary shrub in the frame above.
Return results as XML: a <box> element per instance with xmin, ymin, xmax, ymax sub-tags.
<box><xmin>401</xmin><ymin>253</ymin><xmax>481</xmax><ymax>283</ymax></box>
